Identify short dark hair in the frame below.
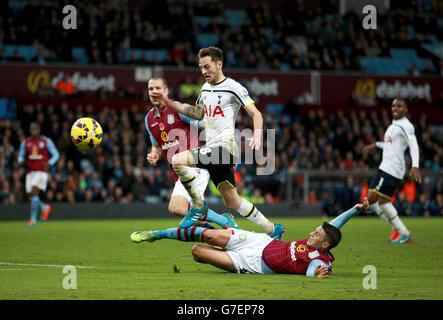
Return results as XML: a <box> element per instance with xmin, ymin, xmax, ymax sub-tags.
<box><xmin>198</xmin><ymin>46</ymin><xmax>223</xmax><ymax>62</ymax></box>
<box><xmin>393</xmin><ymin>98</ymin><xmax>407</xmax><ymax>107</ymax></box>
<box><xmin>148</xmin><ymin>77</ymin><xmax>168</xmax><ymax>88</ymax></box>
<box><xmin>322</xmin><ymin>222</ymin><xmax>342</xmax><ymax>250</ymax></box>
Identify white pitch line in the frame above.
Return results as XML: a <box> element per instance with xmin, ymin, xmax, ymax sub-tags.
<box><xmin>0</xmin><ymin>262</ymin><xmax>94</xmax><ymax>269</ymax></box>
<box><xmin>0</xmin><ymin>268</ymin><xmax>61</xmax><ymax>271</ymax></box>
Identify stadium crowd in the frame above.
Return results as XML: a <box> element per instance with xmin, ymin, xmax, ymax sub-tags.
<box><xmin>0</xmin><ymin>0</ymin><xmax>442</xmax><ymax>75</ymax></box>
<box><xmin>0</xmin><ymin>99</ymin><xmax>442</xmax><ymax>217</ymax></box>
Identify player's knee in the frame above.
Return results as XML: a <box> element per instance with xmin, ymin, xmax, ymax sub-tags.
<box><xmin>223</xmin><ymin>196</ymin><xmax>241</xmax><ymax>211</ymax></box>
<box><xmin>171</xmin><ymin>152</ymin><xmax>186</xmax><ymax>167</ymax></box>
<box><xmin>168</xmin><ymin>202</ymin><xmax>185</xmax><ymax>217</ymax></box>
<box><xmin>367</xmin><ymin>191</ymin><xmax>378</xmax><ymax>204</ymax></box>
<box><xmin>191</xmin><ymin>244</ymin><xmax>203</xmax><ymax>258</ymax></box>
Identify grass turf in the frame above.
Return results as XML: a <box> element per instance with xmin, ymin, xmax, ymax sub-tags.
<box><xmin>0</xmin><ymin>217</ymin><xmax>442</xmax><ymax>300</ymax></box>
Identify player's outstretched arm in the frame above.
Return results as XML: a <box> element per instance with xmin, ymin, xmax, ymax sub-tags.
<box><xmin>150</xmin><ymin>91</ymin><xmax>204</xmax><ymax>120</ymax></box>
<box><xmin>244</xmin><ymin>103</ymin><xmax>263</xmax><ymax>150</ymax></box>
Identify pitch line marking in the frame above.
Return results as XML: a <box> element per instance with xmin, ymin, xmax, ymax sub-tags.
<box><xmin>0</xmin><ymin>262</ymin><xmax>94</xmax><ymax>269</ymax></box>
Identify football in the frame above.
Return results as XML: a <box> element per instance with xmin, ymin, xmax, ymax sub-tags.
<box><xmin>70</xmin><ymin>117</ymin><xmax>103</xmax><ymax>150</ymax></box>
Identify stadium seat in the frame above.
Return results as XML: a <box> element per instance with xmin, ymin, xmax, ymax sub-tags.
<box><xmin>225</xmin><ymin>9</ymin><xmax>247</xmax><ymax>28</ymax></box>
<box><xmin>196</xmin><ymin>33</ymin><xmax>220</xmax><ymax>48</ymax></box>
<box><xmin>196</xmin><ymin>16</ymin><xmax>211</xmax><ymax>28</ymax></box>
<box><xmin>72</xmin><ymin>47</ymin><xmax>89</xmax><ymax>64</ymax></box>
<box><xmin>265</xmin><ymin>103</ymin><xmax>284</xmax><ymax>116</ymax></box>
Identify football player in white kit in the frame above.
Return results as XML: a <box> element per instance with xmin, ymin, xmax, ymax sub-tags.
<box><xmin>149</xmin><ymin>46</ymin><xmax>285</xmax><ymax>240</ymax></box>
<box><xmin>363</xmin><ymin>98</ymin><xmax>422</xmax><ymax>243</ymax></box>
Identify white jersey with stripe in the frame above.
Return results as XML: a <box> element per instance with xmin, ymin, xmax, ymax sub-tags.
<box><xmin>196</xmin><ymin>77</ymin><xmax>254</xmax><ymax>155</ymax></box>
<box><xmin>379</xmin><ymin>117</ymin><xmax>417</xmax><ymax>179</ymax></box>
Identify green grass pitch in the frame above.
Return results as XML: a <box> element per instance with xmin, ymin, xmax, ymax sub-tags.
<box><xmin>0</xmin><ymin>217</ymin><xmax>442</xmax><ymax>300</ymax></box>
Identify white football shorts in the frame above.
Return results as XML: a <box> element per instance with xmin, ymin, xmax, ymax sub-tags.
<box><xmin>225</xmin><ymin>229</ymin><xmax>274</xmax><ymax>274</ymax></box>
<box><xmin>171</xmin><ymin>167</ymin><xmax>210</xmax><ymax>204</ymax></box>
<box><xmin>25</xmin><ymin>171</ymin><xmax>49</xmax><ymax>193</ymax></box>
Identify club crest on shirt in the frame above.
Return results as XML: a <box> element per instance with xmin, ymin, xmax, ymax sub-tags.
<box><xmin>167</xmin><ymin>114</ymin><xmax>175</xmax><ymax>124</ymax></box>
<box><xmin>308</xmin><ymin>250</ymin><xmax>320</xmax><ymax>259</ymax></box>
<box><xmin>239</xmin><ymin>233</ymin><xmax>247</xmax><ymax>241</ymax></box>
<box><xmin>39</xmin><ymin>141</ymin><xmax>45</xmax><ymax>148</ymax></box>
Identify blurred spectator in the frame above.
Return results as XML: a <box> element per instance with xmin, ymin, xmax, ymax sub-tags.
<box><xmin>429</xmin><ymin>193</ymin><xmax>443</xmax><ymax>216</ymax></box>
<box><xmin>1</xmin><ymin>1</ymin><xmax>439</xmax><ymax>76</ymax></box>
<box><xmin>411</xmin><ymin>193</ymin><xmax>431</xmax><ymax>216</ymax></box>
<box><xmin>394</xmin><ymin>192</ymin><xmax>412</xmax><ymax>216</ymax></box>
<box><xmin>55</xmin><ymin>74</ymin><xmax>75</xmax><ymax>97</ymax></box>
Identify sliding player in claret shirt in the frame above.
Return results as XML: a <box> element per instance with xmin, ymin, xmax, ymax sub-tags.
<box><xmin>362</xmin><ymin>98</ymin><xmax>421</xmax><ymax>244</ymax></box>
<box><xmin>18</xmin><ymin>122</ymin><xmax>60</xmax><ymax>227</ymax></box>
<box><xmin>145</xmin><ymin>77</ymin><xmax>238</xmax><ymax>230</ymax></box>
<box><xmin>131</xmin><ymin>199</ymin><xmax>368</xmax><ymax>277</ymax></box>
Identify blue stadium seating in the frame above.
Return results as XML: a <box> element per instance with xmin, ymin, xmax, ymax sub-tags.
<box><xmin>225</xmin><ymin>9</ymin><xmax>247</xmax><ymax>28</ymax></box>
<box><xmin>196</xmin><ymin>33</ymin><xmax>220</xmax><ymax>48</ymax></box>
<box><xmin>71</xmin><ymin>47</ymin><xmax>89</xmax><ymax>64</ymax></box>
<box><xmin>1</xmin><ymin>45</ymin><xmax>38</xmax><ymax>61</ymax></box>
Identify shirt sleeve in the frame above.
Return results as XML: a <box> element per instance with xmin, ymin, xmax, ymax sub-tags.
<box><xmin>232</xmin><ymin>81</ymin><xmax>255</xmax><ymax>108</ymax></box>
<box><xmin>305</xmin><ymin>259</ymin><xmax>328</xmax><ymax>278</ymax></box>
<box><xmin>405</xmin><ymin>123</ymin><xmax>419</xmax><ymax>168</ymax></box>
<box><xmin>178</xmin><ymin>105</ymin><xmax>204</xmax><ymax>129</ymax></box>
<box><xmin>376</xmin><ymin>142</ymin><xmax>385</xmax><ymax>149</ymax></box>
<box><xmin>46</xmin><ymin>138</ymin><xmax>60</xmax><ymax>166</ymax></box>
<box><xmin>17</xmin><ymin>141</ymin><xmax>26</xmax><ymax>164</ymax></box>
<box><xmin>145</xmin><ymin>115</ymin><xmax>159</xmax><ymax>146</ymax></box>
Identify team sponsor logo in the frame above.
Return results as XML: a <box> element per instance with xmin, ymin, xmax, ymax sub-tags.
<box><xmin>167</xmin><ymin>114</ymin><xmax>175</xmax><ymax>124</ymax></box>
<box><xmin>203</xmin><ymin>105</ymin><xmax>225</xmax><ymax>117</ymax></box>
<box><xmin>296</xmin><ymin>244</ymin><xmax>307</xmax><ymax>252</ymax></box>
<box><xmin>355</xmin><ymin>79</ymin><xmax>431</xmax><ymax>100</ymax></box>
<box><xmin>308</xmin><ymin>250</ymin><xmax>320</xmax><ymax>259</ymax></box>
<box><xmin>160</xmin><ymin>131</ymin><xmax>168</xmax><ymax>142</ymax></box>
<box><xmin>27</xmin><ymin>70</ymin><xmax>115</xmax><ymax>94</ymax></box>
<box><xmin>290</xmin><ymin>242</ymin><xmax>297</xmax><ymax>262</ymax></box>
<box><xmin>161</xmin><ymin>140</ymin><xmax>179</xmax><ymax>150</ymax></box>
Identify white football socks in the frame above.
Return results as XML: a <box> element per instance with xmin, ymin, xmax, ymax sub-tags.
<box><xmin>173</xmin><ymin>165</ymin><xmax>204</xmax><ymax>209</ymax></box>
<box><xmin>369</xmin><ymin>202</ymin><xmax>393</xmax><ymax>228</ymax></box>
<box><xmin>380</xmin><ymin>202</ymin><xmax>410</xmax><ymax>236</ymax></box>
<box><xmin>237</xmin><ymin>198</ymin><xmax>274</xmax><ymax>235</ymax></box>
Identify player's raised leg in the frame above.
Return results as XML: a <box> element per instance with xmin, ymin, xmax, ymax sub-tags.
<box><xmin>378</xmin><ymin>197</ymin><xmax>414</xmax><ymax>243</ymax></box>
<box><xmin>169</xmin><ymin>195</ymin><xmax>238</xmax><ymax>229</ymax></box>
<box><xmin>367</xmin><ymin>190</ymin><xmax>400</xmax><ymax>241</ymax></box>
<box><xmin>218</xmin><ymin>182</ymin><xmax>285</xmax><ymax>239</ymax></box>
<box><xmin>172</xmin><ymin>151</ymin><xmax>209</xmax><ymax>228</ymax></box>
<box><xmin>130</xmin><ymin>226</ymin><xmax>231</xmax><ymax>246</ymax></box>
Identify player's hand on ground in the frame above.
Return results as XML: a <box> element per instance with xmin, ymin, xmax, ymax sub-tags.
<box><xmin>355</xmin><ymin>197</ymin><xmax>369</xmax><ymax>211</ymax></box>
<box><xmin>410</xmin><ymin>167</ymin><xmax>422</xmax><ymax>184</ymax></box>
<box><xmin>147</xmin><ymin>152</ymin><xmax>159</xmax><ymax>166</ymax></box>
<box><xmin>314</xmin><ymin>265</ymin><xmax>329</xmax><ymax>278</ymax></box>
